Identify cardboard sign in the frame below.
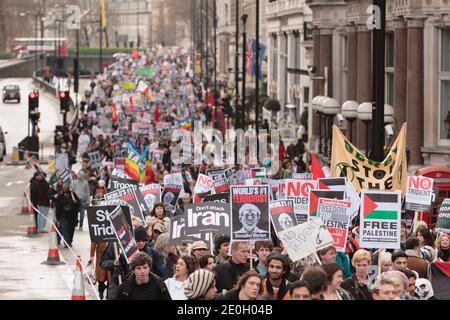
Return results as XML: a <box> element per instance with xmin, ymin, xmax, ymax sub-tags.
<box><xmin>318</xmin><ymin>178</ymin><xmax>347</xmax><ymax>192</ymax></box>
<box><xmin>139</xmin><ymin>184</ymin><xmax>161</xmax><ymax>213</ymax></box>
<box><xmin>89</xmin><ymin>151</ymin><xmax>102</xmax><ymax>169</ymax></box>
<box><xmin>230</xmin><ymin>185</ymin><xmax>270</xmax><ymax>241</ymax></box>
<box><xmin>106</xmin><ymin>206</ymin><xmax>138</xmax><ymax>264</ymax></box>
<box><xmin>193</xmin><ymin>174</ymin><xmax>214</xmax><ymax>203</ymax></box>
<box><xmin>26</xmin><ymin>156</ymin><xmax>44</xmax><ymax>173</ymax></box>
<box><xmin>58</xmin><ymin>169</ymin><xmax>72</xmax><ymax>184</ymax></box>
<box><xmin>162</xmin><ymin>184</ymin><xmax>182</xmax><ymax>213</ymax></box>
<box><xmin>292</xmin><ymin>173</ymin><xmax>312</xmax><ymax>180</ymax></box>
<box><xmin>309</xmin><ymin>190</ymin><xmax>346</xmax><ymax>217</ymax></box>
<box><xmin>164</xmin><ymin>172</ymin><xmax>184</xmax><ymax>186</ymax></box>
<box><xmin>436</xmin><ymin>199</ymin><xmax>450</xmax><ymax>234</ymax></box>
<box><xmin>317</xmin><ymin>198</ymin><xmax>352</xmax><ymax>252</ymax></box>
<box><xmin>114</xmin><ymin>158</ymin><xmax>125</xmax><ymax>170</ymax></box>
<box><xmin>152</xmin><ymin>150</ymin><xmax>164</xmax><ymax>164</ymax></box>
<box><xmin>104</xmin><ymin>186</ymin><xmax>149</xmax><ymax>224</ymax></box>
<box><xmin>214</xmin><ymin>178</ymin><xmax>230</xmax><ymax>194</ymax></box>
<box><xmin>169</xmin><ymin>214</ymin><xmax>205</xmax><ymax>245</ymax></box>
<box><xmin>360</xmin><ymin>190</ymin><xmax>401</xmax><ymax>249</ymax></box>
<box><xmin>87</xmin><ymin>205</ymin><xmax>132</xmax><ymax>243</ymax></box>
<box><xmin>280</xmin><ymin>179</ymin><xmax>318</xmax><ymax>224</ymax></box>
<box><xmin>109</xmin><ymin>177</ymin><xmax>139</xmax><ymax>192</ymax></box>
<box><xmin>185</xmin><ymin>202</ymin><xmax>231</xmax><ymax>235</ymax></box>
<box><xmin>207</xmin><ymin>169</ymin><xmax>226</xmax><ymax>181</ymax></box>
<box><xmin>204</xmin><ymin>193</ymin><xmax>229</xmax><ymax>204</ymax></box>
<box><xmin>270</xmin><ymin>199</ymin><xmax>297</xmax><ymax>237</ymax></box>
<box><xmin>405</xmin><ymin>176</ymin><xmax>434</xmax><ymax>212</ymax></box>
<box><xmin>278</xmin><ymin>217</ymin><xmax>334</xmax><ymax>262</ymax></box>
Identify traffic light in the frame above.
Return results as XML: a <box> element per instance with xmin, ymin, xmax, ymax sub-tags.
<box><xmin>59</xmin><ymin>91</ymin><xmax>70</xmax><ymax>112</ymax></box>
<box><xmin>28</xmin><ymin>91</ymin><xmax>39</xmax><ymax>115</ymax></box>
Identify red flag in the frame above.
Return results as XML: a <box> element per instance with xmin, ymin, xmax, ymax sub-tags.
<box><xmin>154</xmin><ymin>104</ymin><xmax>161</xmax><ymax>122</ymax></box>
<box><xmin>111</xmin><ymin>103</ymin><xmax>118</xmax><ymax>123</ymax></box>
<box><xmin>129</xmin><ymin>96</ymin><xmax>134</xmax><ymax>113</ymax></box>
<box><xmin>311</xmin><ymin>153</ymin><xmax>325</xmax><ymax>180</ymax></box>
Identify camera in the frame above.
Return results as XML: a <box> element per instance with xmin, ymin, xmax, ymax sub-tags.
<box><xmin>307</xmin><ymin>65</ymin><xmax>317</xmax><ymax>76</ymax></box>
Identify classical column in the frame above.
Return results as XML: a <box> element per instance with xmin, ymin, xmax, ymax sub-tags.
<box><xmin>277</xmin><ymin>31</ymin><xmax>286</xmax><ymax>111</ymax></box>
<box><xmin>356</xmin><ymin>27</ymin><xmax>372</xmax><ymax>151</ymax></box>
<box><xmin>406</xmin><ymin>18</ymin><xmax>424</xmax><ymax>165</ymax></box>
<box><xmin>267</xmin><ymin>34</ymin><xmax>272</xmax><ymax>97</ymax></box>
<box><xmin>319</xmin><ymin>29</ymin><xmax>333</xmax><ymax>97</ymax></box>
<box><xmin>394</xmin><ymin>19</ymin><xmax>407</xmax><ymax>129</ymax></box>
<box><xmin>286</xmin><ymin>30</ymin><xmax>294</xmax><ymax>105</ymax></box>
<box><xmin>312</xmin><ymin>29</ymin><xmax>321</xmax><ymax>140</ymax></box>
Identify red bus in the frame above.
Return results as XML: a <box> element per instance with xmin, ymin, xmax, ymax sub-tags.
<box><xmin>10</xmin><ymin>38</ymin><xmax>68</xmax><ymax>58</ymax></box>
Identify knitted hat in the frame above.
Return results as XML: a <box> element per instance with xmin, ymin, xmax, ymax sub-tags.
<box><xmin>184</xmin><ymin>269</ymin><xmax>215</xmax><ymax>300</ymax></box>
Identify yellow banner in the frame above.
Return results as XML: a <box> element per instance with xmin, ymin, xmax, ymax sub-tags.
<box><xmin>101</xmin><ymin>0</ymin><xmax>107</xmax><ymax>29</ymax></box>
<box><xmin>331</xmin><ymin>123</ymin><xmax>408</xmax><ymax>195</ymax></box>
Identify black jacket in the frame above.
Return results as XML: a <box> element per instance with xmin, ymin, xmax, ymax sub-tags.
<box><xmin>341</xmin><ymin>275</ymin><xmax>372</xmax><ymax>300</ymax></box>
<box><xmin>216</xmin><ymin>288</ymin><xmax>240</xmax><ymax>300</ymax></box>
<box><xmin>55</xmin><ymin>190</ymin><xmax>80</xmax><ymax>220</ymax></box>
<box><xmin>213</xmin><ymin>260</ymin><xmax>250</xmax><ymax>293</ymax></box>
<box><xmin>115</xmin><ymin>273</ymin><xmax>171</xmax><ymax>300</ymax></box>
<box><xmin>30</xmin><ymin>179</ymin><xmax>51</xmax><ymax>207</ymax></box>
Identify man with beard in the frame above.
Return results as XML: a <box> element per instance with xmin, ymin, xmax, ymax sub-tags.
<box><xmin>261</xmin><ymin>252</ymin><xmax>292</xmax><ymax>300</ymax></box>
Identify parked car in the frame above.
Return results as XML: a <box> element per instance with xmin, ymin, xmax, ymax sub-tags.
<box><xmin>2</xmin><ymin>85</ymin><xmax>21</xmax><ymax>103</ymax></box>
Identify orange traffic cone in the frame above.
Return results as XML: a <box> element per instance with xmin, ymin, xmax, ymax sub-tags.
<box><xmin>20</xmin><ymin>191</ymin><xmax>29</xmax><ymax>215</ymax></box>
<box><xmin>71</xmin><ymin>256</ymin><xmax>86</xmax><ymax>300</ymax></box>
<box><xmin>42</xmin><ymin>225</ymin><xmax>65</xmax><ymax>265</ymax></box>
<box><xmin>26</xmin><ymin>205</ymin><xmax>39</xmax><ymax>237</ymax></box>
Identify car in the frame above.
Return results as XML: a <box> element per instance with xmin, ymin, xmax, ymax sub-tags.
<box><xmin>2</xmin><ymin>85</ymin><xmax>21</xmax><ymax>103</ymax></box>
<box><xmin>0</xmin><ymin>126</ymin><xmax>6</xmax><ymax>161</ymax></box>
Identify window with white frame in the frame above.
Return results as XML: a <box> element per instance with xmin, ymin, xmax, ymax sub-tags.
<box><xmin>440</xmin><ymin>29</ymin><xmax>450</xmax><ymax>141</ymax></box>
<box><xmin>385</xmin><ymin>32</ymin><xmax>394</xmax><ymax>106</ymax></box>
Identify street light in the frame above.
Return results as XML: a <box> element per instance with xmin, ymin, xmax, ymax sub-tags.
<box><xmin>322</xmin><ymin>97</ymin><xmax>340</xmax><ymax>157</ymax></box>
<box><xmin>357</xmin><ymin>102</ymin><xmax>372</xmax><ymax>157</ymax></box>
<box><xmin>341</xmin><ymin>100</ymin><xmax>359</xmax><ymax>143</ymax></box>
<box><xmin>312</xmin><ymin>95</ymin><xmax>326</xmax><ymax>153</ymax></box>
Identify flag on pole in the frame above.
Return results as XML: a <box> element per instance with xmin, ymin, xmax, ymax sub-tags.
<box><xmin>311</xmin><ymin>153</ymin><xmax>325</xmax><ymax>180</ymax></box>
<box><xmin>100</xmin><ymin>0</ymin><xmax>107</xmax><ymax>29</ymax></box>
<box><xmin>125</xmin><ymin>142</ymin><xmax>141</xmax><ymax>180</ymax></box>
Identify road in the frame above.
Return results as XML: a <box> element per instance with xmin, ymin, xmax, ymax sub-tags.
<box><xmin>0</xmin><ymin>78</ymin><xmax>97</xmax><ymax>299</ymax></box>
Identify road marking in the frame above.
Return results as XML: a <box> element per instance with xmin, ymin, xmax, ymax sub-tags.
<box><xmin>5</xmin><ymin>181</ymin><xmax>25</xmax><ymax>187</ymax></box>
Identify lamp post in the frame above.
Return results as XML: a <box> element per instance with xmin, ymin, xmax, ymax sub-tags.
<box><xmin>341</xmin><ymin>100</ymin><xmax>359</xmax><ymax>143</ymax></box>
<box><xmin>241</xmin><ymin>14</ymin><xmax>248</xmax><ymax>131</ymax></box>
<box><xmin>321</xmin><ymin>98</ymin><xmax>340</xmax><ymax>158</ymax></box>
<box><xmin>357</xmin><ymin>102</ymin><xmax>373</xmax><ymax>157</ymax></box>
<box><xmin>312</xmin><ymin>96</ymin><xmax>325</xmax><ymax>154</ymax></box>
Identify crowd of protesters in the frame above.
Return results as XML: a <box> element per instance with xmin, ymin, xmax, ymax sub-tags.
<box><xmin>28</xmin><ymin>46</ymin><xmax>449</xmax><ymax>301</ymax></box>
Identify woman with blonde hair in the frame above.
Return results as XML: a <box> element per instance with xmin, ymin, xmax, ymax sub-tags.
<box><xmin>435</xmin><ymin>233</ymin><xmax>450</xmax><ymax>262</ymax></box>
<box><xmin>341</xmin><ymin>249</ymin><xmax>372</xmax><ymax>300</ymax></box>
<box><xmin>154</xmin><ymin>232</ymin><xmax>179</xmax><ymax>277</ymax></box>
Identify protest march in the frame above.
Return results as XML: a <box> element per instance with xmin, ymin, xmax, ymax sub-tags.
<box><xmin>26</xmin><ymin>46</ymin><xmax>450</xmax><ymax>302</ymax></box>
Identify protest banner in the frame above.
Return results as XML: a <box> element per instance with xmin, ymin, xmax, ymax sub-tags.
<box><xmin>207</xmin><ymin>168</ymin><xmax>226</xmax><ymax>181</ymax></box>
<box><xmin>193</xmin><ymin>174</ymin><xmax>214</xmax><ymax>203</ymax></box>
<box><xmin>139</xmin><ymin>184</ymin><xmax>161</xmax><ymax>213</ymax></box>
<box><xmin>318</xmin><ymin>178</ymin><xmax>347</xmax><ymax>192</ymax></box>
<box><xmin>114</xmin><ymin>157</ymin><xmax>125</xmax><ymax>170</ymax></box>
<box><xmin>270</xmin><ymin>199</ymin><xmax>297</xmax><ymax>236</ymax></box>
<box><xmin>204</xmin><ymin>192</ymin><xmax>229</xmax><ymax>204</ymax></box>
<box><xmin>89</xmin><ymin>151</ymin><xmax>102</xmax><ymax>169</ymax></box>
<box><xmin>435</xmin><ymin>199</ymin><xmax>450</xmax><ymax>234</ymax></box>
<box><xmin>58</xmin><ymin>169</ymin><xmax>72</xmax><ymax>184</ymax></box>
<box><xmin>26</xmin><ymin>156</ymin><xmax>44</xmax><ymax>173</ymax></box>
<box><xmin>309</xmin><ymin>190</ymin><xmax>346</xmax><ymax>217</ymax></box>
<box><xmin>278</xmin><ymin>217</ymin><xmax>334</xmax><ymax>262</ymax></box>
<box><xmin>87</xmin><ymin>205</ymin><xmax>132</xmax><ymax>243</ymax></box>
<box><xmin>225</xmin><ymin>167</ymin><xmax>237</xmax><ymax>185</ymax></box>
<box><xmin>109</xmin><ymin>176</ymin><xmax>139</xmax><ymax>192</ymax></box>
<box><xmin>164</xmin><ymin>172</ymin><xmax>184</xmax><ymax>186</ymax></box>
<box><xmin>269</xmin><ymin>179</ymin><xmax>280</xmax><ymax>201</ymax></box>
<box><xmin>280</xmin><ymin>179</ymin><xmax>318</xmax><ymax>224</ymax></box>
<box><xmin>55</xmin><ymin>153</ymin><xmax>69</xmax><ymax>172</ymax></box>
<box><xmin>292</xmin><ymin>173</ymin><xmax>312</xmax><ymax>180</ymax></box>
<box><xmin>185</xmin><ymin>202</ymin><xmax>231</xmax><ymax>235</ymax></box>
<box><xmin>169</xmin><ymin>214</ymin><xmax>208</xmax><ymax>245</ymax></box>
<box><xmin>405</xmin><ymin>176</ymin><xmax>434</xmax><ymax>212</ymax></box>
<box><xmin>317</xmin><ymin>198</ymin><xmax>352</xmax><ymax>252</ymax></box>
<box><xmin>104</xmin><ymin>186</ymin><xmax>148</xmax><ymax>223</ymax></box>
<box><xmin>152</xmin><ymin>150</ymin><xmax>164</xmax><ymax>164</ymax></box>
<box><xmin>162</xmin><ymin>184</ymin><xmax>182</xmax><ymax>214</ymax></box>
<box><xmin>106</xmin><ymin>206</ymin><xmax>138</xmax><ymax>264</ymax></box>
<box><xmin>214</xmin><ymin>178</ymin><xmax>230</xmax><ymax>194</ymax></box>
<box><xmin>230</xmin><ymin>185</ymin><xmax>270</xmax><ymax>241</ymax></box>
<box><xmin>331</xmin><ymin>124</ymin><xmax>408</xmax><ymax>195</ymax></box>
<box><xmin>360</xmin><ymin>190</ymin><xmax>401</xmax><ymax>249</ymax></box>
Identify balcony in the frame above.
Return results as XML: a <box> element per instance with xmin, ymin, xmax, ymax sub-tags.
<box><xmin>266</xmin><ymin>0</ymin><xmax>305</xmax><ymax>18</ymax></box>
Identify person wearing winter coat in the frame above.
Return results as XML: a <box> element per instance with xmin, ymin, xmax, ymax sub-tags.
<box><xmin>217</xmin><ymin>271</ymin><xmax>263</xmax><ymax>300</ymax></box>
<box><xmin>71</xmin><ymin>173</ymin><xmax>91</xmax><ymax>229</ymax></box>
<box><xmin>30</xmin><ymin>172</ymin><xmax>51</xmax><ymax>233</ymax></box>
<box><xmin>115</xmin><ymin>252</ymin><xmax>171</xmax><ymax>300</ymax></box>
<box><xmin>55</xmin><ymin>182</ymin><xmax>80</xmax><ymax>247</ymax></box>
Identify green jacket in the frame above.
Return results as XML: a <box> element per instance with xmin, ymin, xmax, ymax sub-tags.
<box><xmin>336</xmin><ymin>252</ymin><xmax>352</xmax><ymax>279</ymax></box>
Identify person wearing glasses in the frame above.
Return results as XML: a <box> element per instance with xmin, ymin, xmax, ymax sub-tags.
<box><xmin>234</xmin><ymin>204</ymin><xmax>269</xmax><ymax>239</ymax></box>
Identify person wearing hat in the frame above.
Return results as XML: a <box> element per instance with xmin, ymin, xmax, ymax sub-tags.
<box><xmin>184</xmin><ymin>269</ymin><xmax>217</xmax><ymax>300</ymax></box>
<box><xmin>190</xmin><ymin>241</ymin><xmax>209</xmax><ymax>264</ymax></box>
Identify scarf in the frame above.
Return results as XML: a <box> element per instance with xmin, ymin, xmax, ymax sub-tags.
<box><xmin>405</xmin><ymin>249</ymin><xmax>421</xmax><ymax>258</ymax></box>
<box><xmin>264</xmin><ymin>275</ymin><xmax>288</xmax><ymax>300</ymax></box>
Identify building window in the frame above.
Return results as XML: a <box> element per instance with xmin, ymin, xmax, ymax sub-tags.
<box><xmin>304</xmin><ymin>87</ymin><xmax>310</xmax><ymax>104</ymax></box>
<box><xmin>439</xmin><ymin>29</ymin><xmax>450</xmax><ymax>141</ymax></box>
<box><xmin>385</xmin><ymin>32</ymin><xmax>394</xmax><ymax>106</ymax></box>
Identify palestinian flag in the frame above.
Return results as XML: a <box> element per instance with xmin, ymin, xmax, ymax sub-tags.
<box><xmin>309</xmin><ymin>190</ymin><xmax>345</xmax><ymax>217</ymax></box>
<box><xmin>363</xmin><ymin>192</ymin><xmax>400</xmax><ymax>220</ymax></box>
<box><xmin>318</xmin><ymin>178</ymin><xmax>347</xmax><ymax>191</ymax></box>
<box><xmin>429</xmin><ymin>262</ymin><xmax>450</xmax><ymax>300</ymax></box>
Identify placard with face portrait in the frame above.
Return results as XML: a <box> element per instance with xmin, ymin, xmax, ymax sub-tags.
<box><xmin>270</xmin><ymin>199</ymin><xmax>297</xmax><ymax>237</ymax></box>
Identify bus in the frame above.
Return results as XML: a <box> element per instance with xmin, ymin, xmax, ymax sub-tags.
<box><xmin>10</xmin><ymin>38</ymin><xmax>68</xmax><ymax>58</ymax></box>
